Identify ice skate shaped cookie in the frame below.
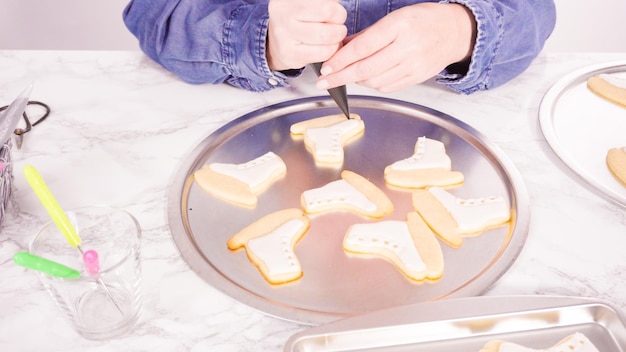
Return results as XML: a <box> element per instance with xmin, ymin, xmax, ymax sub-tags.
<box><xmin>412</xmin><ymin>187</ymin><xmax>510</xmax><ymax>248</ymax></box>
<box><xmin>227</xmin><ymin>208</ymin><xmax>310</xmax><ymax>285</ymax></box>
<box><xmin>301</xmin><ymin>170</ymin><xmax>393</xmax><ymax>219</ymax></box>
<box><xmin>290</xmin><ymin>113</ymin><xmax>364</xmax><ymax>165</ymax></box>
<box><xmin>384</xmin><ymin>136</ymin><xmax>464</xmax><ymax>189</ymax></box>
<box><xmin>607</xmin><ymin>147</ymin><xmax>626</xmax><ymax>187</ymax></box>
<box><xmin>343</xmin><ymin>212</ymin><xmax>444</xmax><ymax>281</ymax></box>
<box><xmin>479</xmin><ymin>332</ymin><xmax>598</xmax><ymax>352</ymax></box>
<box><xmin>587</xmin><ymin>74</ymin><xmax>626</xmax><ymax>108</ymax></box>
<box><xmin>193</xmin><ymin>151</ymin><xmax>286</xmax><ymax>207</ymax></box>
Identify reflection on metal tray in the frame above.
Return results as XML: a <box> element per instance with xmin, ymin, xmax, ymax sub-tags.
<box><xmin>539</xmin><ymin>61</ymin><xmax>626</xmax><ymax>208</ymax></box>
<box><xmin>167</xmin><ymin>96</ymin><xmax>530</xmax><ymax>325</ymax></box>
<box><xmin>284</xmin><ymin>296</ymin><xmax>626</xmax><ymax>351</ymax></box>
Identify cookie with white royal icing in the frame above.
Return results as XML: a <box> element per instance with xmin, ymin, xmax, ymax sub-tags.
<box><xmin>227</xmin><ymin>208</ymin><xmax>310</xmax><ymax>285</ymax></box>
<box><xmin>290</xmin><ymin>113</ymin><xmax>364</xmax><ymax>165</ymax></box>
<box><xmin>384</xmin><ymin>136</ymin><xmax>464</xmax><ymax>189</ymax></box>
<box><xmin>587</xmin><ymin>74</ymin><xmax>626</xmax><ymax>108</ymax></box>
<box><xmin>301</xmin><ymin>170</ymin><xmax>393</xmax><ymax>219</ymax></box>
<box><xmin>343</xmin><ymin>211</ymin><xmax>444</xmax><ymax>281</ymax></box>
<box><xmin>607</xmin><ymin>146</ymin><xmax>626</xmax><ymax>187</ymax></box>
<box><xmin>412</xmin><ymin>187</ymin><xmax>510</xmax><ymax>248</ymax></box>
<box><xmin>479</xmin><ymin>332</ymin><xmax>599</xmax><ymax>352</ymax></box>
<box><xmin>193</xmin><ymin>151</ymin><xmax>286</xmax><ymax>207</ymax></box>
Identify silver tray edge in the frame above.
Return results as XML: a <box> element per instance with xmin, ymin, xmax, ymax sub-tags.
<box><xmin>284</xmin><ymin>295</ymin><xmax>626</xmax><ymax>351</ymax></box>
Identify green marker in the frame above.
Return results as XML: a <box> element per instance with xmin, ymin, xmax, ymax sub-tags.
<box><xmin>13</xmin><ymin>252</ymin><xmax>81</xmax><ymax>279</ymax></box>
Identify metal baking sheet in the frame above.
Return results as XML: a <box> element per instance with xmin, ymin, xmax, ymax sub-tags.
<box><xmin>167</xmin><ymin>96</ymin><xmax>530</xmax><ymax>325</ymax></box>
<box><xmin>539</xmin><ymin>61</ymin><xmax>626</xmax><ymax>208</ymax></box>
<box><xmin>284</xmin><ymin>295</ymin><xmax>626</xmax><ymax>351</ymax></box>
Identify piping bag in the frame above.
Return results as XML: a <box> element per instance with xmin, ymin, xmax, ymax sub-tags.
<box><xmin>311</xmin><ymin>62</ymin><xmax>350</xmax><ymax>119</ymax></box>
<box><xmin>23</xmin><ymin>165</ymin><xmax>124</xmax><ymax>314</ymax></box>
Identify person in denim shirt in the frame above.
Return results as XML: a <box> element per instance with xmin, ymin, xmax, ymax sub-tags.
<box><xmin>123</xmin><ymin>0</ymin><xmax>555</xmax><ymax>95</ymax></box>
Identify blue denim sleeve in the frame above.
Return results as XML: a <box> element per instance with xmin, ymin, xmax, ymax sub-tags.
<box><xmin>437</xmin><ymin>0</ymin><xmax>556</xmax><ymax>94</ymax></box>
<box><xmin>123</xmin><ymin>0</ymin><xmax>298</xmax><ymax>92</ymax></box>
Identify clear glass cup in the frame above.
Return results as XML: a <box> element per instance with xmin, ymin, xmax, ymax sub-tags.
<box><xmin>29</xmin><ymin>205</ymin><xmax>143</xmax><ymax>340</ymax></box>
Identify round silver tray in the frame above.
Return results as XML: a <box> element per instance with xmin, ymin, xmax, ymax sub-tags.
<box><xmin>167</xmin><ymin>96</ymin><xmax>530</xmax><ymax>325</ymax></box>
<box><xmin>539</xmin><ymin>61</ymin><xmax>626</xmax><ymax>208</ymax></box>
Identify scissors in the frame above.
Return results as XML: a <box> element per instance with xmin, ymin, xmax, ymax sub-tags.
<box><xmin>0</xmin><ymin>84</ymin><xmax>33</xmax><ymax>146</ymax></box>
<box><xmin>0</xmin><ymin>86</ymin><xmax>51</xmax><ymax>149</ymax></box>
<box><xmin>11</xmin><ymin>101</ymin><xmax>51</xmax><ymax>149</ymax></box>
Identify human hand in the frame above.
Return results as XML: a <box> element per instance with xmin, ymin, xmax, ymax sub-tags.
<box><xmin>267</xmin><ymin>0</ymin><xmax>347</xmax><ymax>71</ymax></box>
<box><xmin>316</xmin><ymin>3</ymin><xmax>476</xmax><ymax>93</ymax></box>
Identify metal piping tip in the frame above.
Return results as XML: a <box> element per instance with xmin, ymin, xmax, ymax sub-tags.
<box><xmin>311</xmin><ymin>62</ymin><xmax>351</xmax><ymax>119</ymax></box>
<box><xmin>330</xmin><ymin>84</ymin><xmax>350</xmax><ymax>119</ymax></box>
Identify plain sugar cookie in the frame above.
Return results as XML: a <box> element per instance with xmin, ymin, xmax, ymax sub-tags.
<box><xmin>193</xmin><ymin>151</ymin><xmax>286</xmax><ymax>207</ymax></box>
<box><xmin>587</xmin><ymin>74</ymin><xmax>626</xmax><ymax>108</ymax></box>
<box><xmin>301</xmin><ymin>170</ymin><xmax>393</xmax><ymax>219</ymax></box>
<box><xmin>384</xmin><ymin>136</ymin><xmax>464</xmax><ymax>189</ymax></box>
<box><xmin>227</xmin><ymin>208</ymin><xmax>310</xmax><ymax>285</ymax></box>
<box><xmin>607</xmin><ymin>147</ymin><xmax>626</xmax><ymax>187</ymax></box>
<box><xmin>412</xmin><ymin>187</ymin><xmax>510</xmax><ymax>248</ymax></box>
<box><xmin>479</xmin><ymin>332</ymin><xmax>598</xmax><ymax>352</ymax></box>
<box><xmin>290</xmin><ymin>113</ymin><xmax>364</xmax><ymax>165</ymax></box>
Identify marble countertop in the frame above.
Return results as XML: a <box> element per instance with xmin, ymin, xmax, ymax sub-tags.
<box><xmin>0</xmin><ymin>50</ymin><xmax>625</xmax><ymax>351</ymax></box>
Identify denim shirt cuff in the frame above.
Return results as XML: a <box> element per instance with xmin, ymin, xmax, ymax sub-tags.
<box><xmin>225</xmin><ymin>10</ymin><xmax>298</xmax><ymax>92</ymax></box>
<box><xmin>436</xmin><ymin>0</ymin><xmax>502</xmax><ymax>94</ymax></box>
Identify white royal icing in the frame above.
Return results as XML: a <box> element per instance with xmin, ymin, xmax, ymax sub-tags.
<box><xmin>246</xmin><ymin>219</ymin><xmax>305</xmax><ymax>278</ymax></box>
<box><xmin>428</xmin><ymin>187</ymin><xmax>509</xmax><ymax>234</ymax></box>
<box><xmin>209</xmin><ymin>151</ymin><xmax>285</xmax><ymax>189</ymax></box>
<box><xmin>498</xmin><ymin>333</ymin><xmax>598</xmax><ymax>352</ymax></box>
<box><xmin>302</xmin><ymin>179</ymin><xmax>377</xmax><ymax>213</ymax></box>
<box><xmin>498</xmin><ymin>343</ymin><xmax>538</xmax><ymax>352</ymax></box>
<box><xmin>388</xmin><ymin>137</ymin><xmax>452</xmax><ymax>171</ymax></box>
<box><xmin>600</xmin><ymin>73</ymin><xmax>626</xmax><ymax>89</ymax></box>
<box><xmin>305</xmin><ymin>119</ymin><xmax>362</xmax><ymax>161</ymax></box>
<box><xmin>344</xmin><ymin>221</ymin><xmax>427</xmax><ymax>274</ymax></box>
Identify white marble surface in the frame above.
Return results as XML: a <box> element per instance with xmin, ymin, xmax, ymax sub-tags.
<box><xmin>0</xmin><ymin>50</ymin><xmax>625</xmax><ymax>351</ymax></box>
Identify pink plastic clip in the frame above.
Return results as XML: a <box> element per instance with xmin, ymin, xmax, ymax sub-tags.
<box><xmin>82</xmin><ymin>249</ymin><xmax>100</xmax><ymax>275</ymax></box>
